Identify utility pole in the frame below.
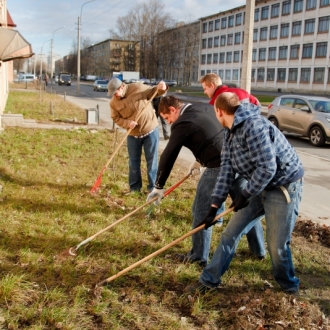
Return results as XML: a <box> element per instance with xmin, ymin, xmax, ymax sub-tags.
<box><xmin>50</xmin><ymin>26</ymin><xmax>65</xmax><ymax>85</ymax></box>
<box><xmin>241</xmin><ymin>0</ymin><xmax>255</xmax><ymax>93</ymax></box>
<box><xmin>76</xmin><ymin>16</ymin><xmax>81</xmax><ymax>94</ymax></box>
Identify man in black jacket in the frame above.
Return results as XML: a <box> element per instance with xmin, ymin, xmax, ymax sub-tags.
<box><xmin>146</xmin><ymin>96</ymin><xmax>265</xmax><ymax>267</ymax></box>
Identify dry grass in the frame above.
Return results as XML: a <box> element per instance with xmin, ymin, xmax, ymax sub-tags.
<box><xmin>0</xmin><ymin>90</ymin><xmax>329</xmax><ymax>329</ymax></box>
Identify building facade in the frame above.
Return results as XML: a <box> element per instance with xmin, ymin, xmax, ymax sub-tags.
<box><xmin>200</xmin><ymin>0</ymin><xmax>330</xmax><ymax>94</ymax></box>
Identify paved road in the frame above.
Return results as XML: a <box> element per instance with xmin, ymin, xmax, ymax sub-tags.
<box><xmin>48</xmin><ymin>81</ymin><xmax>330</xmax><ymax>227</ymax></box>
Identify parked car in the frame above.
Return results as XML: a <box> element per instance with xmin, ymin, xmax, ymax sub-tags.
<box><xmin>93</xmin><ymin>80</ymin><xmax>108</xmax><ymax>92</ymax></box>
<box><xmin>267</xmin><ymin>94</ymin><xmax>330</xmax><ymax>147</ymax></box>
<box><xmin>164</xmin><ymin>80</ymin><xmax>177</xmax><ymax>86</ymax></box>
<box><xmin>58</xmin><ymin>74</ymin><xmax>71</xmax><ymax>86</ymax></box>
<box><xmin>17</xmin><ymin>74</ymin><xmax>36</xmax><ymax>82</ymax></box>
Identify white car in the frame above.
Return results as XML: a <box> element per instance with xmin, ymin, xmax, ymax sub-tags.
<box><xmin>93</xmin><ymin>80</ymin><xmax>108</xmax><ymax>92</ymax></box>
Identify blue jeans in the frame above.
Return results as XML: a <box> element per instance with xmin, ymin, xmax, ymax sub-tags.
<box><xmin>188</xmin><ymin>168</ymin><xmax>265</xmax><ymax>264</ymax></box>
<box><xmin>126</xmin><ymin>129</ymin><xmax>159</xmax><ymax>191</ymax></box>
<box><xmin>200</xmin><ymin>179</ymin><xmax>303</xmax><ymax>292</ymax></box>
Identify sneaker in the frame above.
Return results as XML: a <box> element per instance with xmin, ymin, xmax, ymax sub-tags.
<box><xmin>184</xmin><ymin>281</ymin><xmax>217</xmax><ymax>294</ymax></box>
<box><xmin>174</xmin><ymin>253</ymin><xmax>207</xmax><ymax>268</ymax></box>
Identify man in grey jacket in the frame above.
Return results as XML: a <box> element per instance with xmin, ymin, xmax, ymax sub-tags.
<box><xmin>186</xmin><ymin>92</ymin><xmax>304</xmax><ymax>294</ymax></box>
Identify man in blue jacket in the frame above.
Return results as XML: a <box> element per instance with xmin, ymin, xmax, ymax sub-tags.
<box><xmin>186</xmin><ymin>92</ymin><xmax>304</xmax><ymax>294</ymax></box>
<box><xmin>147</xmin><ymin>95</ymin><xmax>265</xmax><ymax>267</ymax></box>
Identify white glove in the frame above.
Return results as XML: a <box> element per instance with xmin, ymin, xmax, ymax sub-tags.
<box><xmin>146</xmin><ymin>188</ymin><xmax>165</xmax><ymax>205</ymax></box>
<box><xmin>188</xmin><ymin>161</ymin><xmax>201</xmax><ymax>177</ymax></box>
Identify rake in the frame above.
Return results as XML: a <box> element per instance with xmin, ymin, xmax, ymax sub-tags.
<box><xmin>61</xmin><ymin>173</ymin><xmax>191</xmax><ymax>257</ymax></box>
<box><xmin>90</xmin><ymin>89</ymin><xmax>159</xmax><ymax>194</ymax></box>
<box><xmin>94</xmin><ymin>207</ymin><xmax>234</xmax><ymax>289</ymax></box>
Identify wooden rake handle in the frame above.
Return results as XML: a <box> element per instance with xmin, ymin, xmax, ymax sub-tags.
<box><xmin>95</xmin><ymin>207</ymin><xmax>234</xmax><ymax>287</ymax></box>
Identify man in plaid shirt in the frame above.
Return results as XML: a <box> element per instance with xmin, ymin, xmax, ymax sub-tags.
<box><xmin>186</xmin><ymin>92</ymin><xmax>304</xmax><ymax>294</ymax></box>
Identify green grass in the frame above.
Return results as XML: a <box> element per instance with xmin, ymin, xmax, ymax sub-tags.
<box><xmin>0</xmin><ymin>90</ymin><xmax>329</xmax><ymax>329</ymax></box>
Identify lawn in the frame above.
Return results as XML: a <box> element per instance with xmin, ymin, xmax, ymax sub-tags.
<box><xmin>0</xmin><ymin>89</ymin><xmax>329</xmax><ymax>329</ymax></box>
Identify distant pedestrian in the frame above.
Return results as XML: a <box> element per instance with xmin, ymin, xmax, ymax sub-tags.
<box><xmin>44</xmin><ymin>74</ymin><xmax>49</xmax><ymax>86</ymax></box>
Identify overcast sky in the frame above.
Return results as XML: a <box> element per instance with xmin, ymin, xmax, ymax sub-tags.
<box><xmin>7</xmin><ymin>0</ymin><xmax>246</xmax><ymax>58</ymax></box>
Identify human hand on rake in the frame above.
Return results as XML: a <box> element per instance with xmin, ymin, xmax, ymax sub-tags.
<box><xmin>146</xmin><ymin>187</ymin><xmax>165</xmax><ymax>205</ymax></box>
<box><xmin>188</xmin><ymin>161</ymin><xmax>201</xmax><ymax>177</ymax></box>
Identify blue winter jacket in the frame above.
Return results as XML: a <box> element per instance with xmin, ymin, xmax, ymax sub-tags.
<box><xmin>211</xmin><ymin>99</ymin><xmax>304</xmax><ymax>207</ymax></box>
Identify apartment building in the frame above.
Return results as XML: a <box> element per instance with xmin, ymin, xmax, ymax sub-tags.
<box><xmin>200</xmin><ymin>0</ymin><xmax>330</xmax><ymax>94</ymax></box>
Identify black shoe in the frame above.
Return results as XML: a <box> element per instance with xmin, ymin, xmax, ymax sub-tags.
<box><xmin>284</xmin><ymin>289</ymin><xmax>300</xmax><ymax>296</ymax></box>
<box><xmin>174</xmin><ymin>253</ymin><xmax>207</xmax><ymax>268</ymax></box>
<box><xmin>184</xmin><ymin>281</ymin><xmax>218</xmax><ymax>294</ymax></box>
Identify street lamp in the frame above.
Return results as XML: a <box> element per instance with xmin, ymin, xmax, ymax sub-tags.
<box><xmin>40</xmin><ymin>39</ymin><xmax>51</xmax><ymax>81</ymax></box>
<box><xmin>76</xmin><ymin>0</ymin><xmax>97</xmax><ymax>95</ymax></box>
<box><xmin>50</xmin><ymin>26</ymin><xmax>65</xmax><ymax>84</ymax></box>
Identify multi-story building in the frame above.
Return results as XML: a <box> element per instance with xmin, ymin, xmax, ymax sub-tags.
<box><xmin>200</xmin><ymin>0</ymin><xmax>330</xmax><ymax>94</ymax></box>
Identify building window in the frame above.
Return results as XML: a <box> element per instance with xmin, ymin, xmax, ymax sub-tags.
<box><xmin>261</xmin><ymin>6</ymin><xmax>269</xmax><ymax>19</ymax></box>
<box><xmin>306</xmin><ymin>0</ymin><xmax>316</xmax><ymax>9</ymax></box>
<box><xmin>271</xmin><ymin>3</ymin><xmax>280</xmax><ymax>17</ymax></box>
<box><xmin>300</xmin><ymin>68</ymin><xmax>311</xmax><ymax>82</ymax></box>
<box><xmin>228</xmin><ymin>15</ymin><xmax>234</xmax><ymax>27</ymax></box>
<box><xmin>253</xmin><ymin>29</ymin><xmax>258</xmax><ymax>41</ymax></box>
<box><xmin>328</xmin><ymin>68</ymin><xmax>330</xmax><ymax>83</ymax></box>
<box><xmin>220</xmin><ymin>52</ymin><xmax>225</xmax><ymax>63</ymax></box>
<box><xmin>202</xmin><ymin>23</ymin><xmax>207</xmax><ymax>33</ymax></box>
<box><xmin>320</xmin><ymin>0</ymin><xmax>330</xmax><ymax>6</ymax></box>
<box><xmin>280</xmin><ymin>23</ymin><xmax>290</xmax><ymax>37</ymax></box>
<box><xmin>202</xmin><ymin>39</ymin><xmax>207</xmax><ymax>48</ymax></box>
<box><xmin>215</xmin><ymin>19</ymin><xmax>220</xmax><ymax>30</ymax></box>
<box><xmin>269</xmin><ymin>47</ymin><xmax>277</xmax><ymax>60</ymax></box>
<box><xmin>219</xmin><ymin>69</ymin><xmax>224</xmax><ymax>78</ymax></box>
<box><xmin>254</xmin><ymin>8</ymin><xmax>260</xmax><ymax>21</ymax></box>
<box><xmin>316</xmin><ymin>42</ymin><xmax>328</xmax><ymax>57</ymax></box>
<box><xmin>220</xmin><ymin>35</ymin><xmax>226</xmax><ymax>46</ymax></box>
<box><xmin>226</xmin><ymin>52</ymin><xmax>232</xmax><ymax>63</ymax></box>
<box><xmin>304</xmin><ymin>19</ymin><xmax>315</xmax><ymax>34</ymax></box>
<box><xmin>234</xmin><ymin>51</ymin><xmax>240</xmax><ymax>62</ymax></box>
<box><xmin>294</xmin><ymin>0</ymin><xmax>303</xmax><ymax>12</ymax></box>
<box><xmin>290</xmin><ymin>45</ymin><xmax>300</xmax><ymax>58</ymax></box>
<box><xmin>201</xmin><ymin>70</ymin><xmax>206</xmax><ymax>76</ymax></box>
<box><xmin>277</xmin><ymin>68</ymin><xmax>286</xmax><ymax>81</ymax></box>
<box><xmin>225</xmin><ymin>70</ymin><xmax>231</xmax><ymax>80</ymax></box>
<box><xmin>209</xmin><ymin>21</ymin><xmax>214</xmax><ymax>32</ymax></box>
<box><xmin>282</xmin><ymin>1</ymin><xmax>291</xmax><ymax>15</ymax></box>
<box><xmin>227</xmin><ymin>34</ymin><xmax>233</xmax><ymax>45</ymax></box>
<box><xmin>288</xmin><ymin>68</ymin><xmax>298</xmax><ymax>81</ymax></box>
<box><xmin>292</xmin><ymin>21</ymin><xmax>302</xmax><ymax>35</ymax></box>
<box><xmin>259</xmin><ymin>48</ymin><xmax>266</xmax><ymax>60</ymax></box>
<box><xmin>267</xmin><ymin>68</ymin><xmax>275</xmax><ymax>81</ymax></box>
<box><xmin>252</xmin><ymin>49</ymin><xmax>257</xmax><ymax>61</ymax></box>
<box><xmin>318</xmin><ymin>16</ymin><xmax>330</xmax><ymax>32</ymax></box>
<box><xmin>257</xmin><ymin>68</ymin><xmax>265</xmax><ymax>81</ymax></box>
<box><xmin>208</xmin><ymin>38</ymin><xmax>213</xmax><ymax>48</ymax></box>
<box><xmin>235</xmin><ymin>32</ymin><xmax>241</xmax><ymax>44</ymax></box>
<box><xmin>236</xmin><ymin>13</ymin><xmax>242</xmax><ymax>25</ymax></box>
<box><xmin>270</xmin><ymin>25</ymin><xmax>278</xmax><ymax>39</ymax></box>
<box><xmin>207</xmin><ymin>54</ymin><xmax>212</xmax><ymax>64</ymax></box>
<box><xmin>314</xmin><ymin>67</ymin><xmax>325</xmax><ymax>82</ymax></box>
<box><xmin>214</xmin><ymin>36</ymin><xmax>220</xmax><ymax>47</ymax></box>
<box><xmin>221</xmin><ymin>17</ymin><xmax>227</xmax><ymax>29</ymax></box>
<box><xmin>201</xmin><ymin>55</ymin><xmax>206</xmax><ymax>64</ymax></box>
<box><xmin>260</xmin><ymin>27</ymin><xmax>268</xmax><ymax>40</ymax></box>
<box><xmin>279</xmin><ymin>46</ymin><xmax>288</xmax><ymax>59</ymax></box>
<box><xmin>302</xmin><ymin>43</ymin><xmax>313</xmax><ymax>58</ymax></box>
<box><xmin>213</xmin><ymin>53</ymin><xmax>219</xmax><ymax>64</ymax></box>
<box><xmin>232</xmin><ymin>69</ymin><xmax>239</xmax><ymax>80</ymax></box>
<box><xmin>251</xmin><ymin>69</ymin><xmax>256</xmax><ymax>80</ymax></box>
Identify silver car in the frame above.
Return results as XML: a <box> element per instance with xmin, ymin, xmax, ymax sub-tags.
<box><xmin>93</xmin><ymin>80</ymin><xmax>108</xmax><ymax>92</ymax></box>
<box><xmin>267</xmin><ymin>95</ymin><xmax>330</xmax><ymax>147</ymax></box>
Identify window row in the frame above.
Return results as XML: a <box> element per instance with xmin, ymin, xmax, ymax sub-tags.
<box><xmin>254</xmin><ymin>0</ymin><xmax>329</xmax><ymax>21</ymax></box>
<box><xmin>202</xmin><ymin>0</ymin><xmax>330</xmax><ymax>34</ymax></box>
<box><xmin>200</xmin><ymin>41</ymin><xmax>328</xmax><ymax>64</ymax></box>
<box><xmin>253</xmin><ymin>67</ymin><xmax>330</xmax><ymax>83</ymax></box>
<box><xmin>202</xmin><ymin>32</ymin><xmax>244</xmax><ymax>48</ymax></box>
<box><xmin>200</xmin><ymin>67</ymin><xmax>330</xmax><ymax>84</ymax></box>
<box><xmin>252</xmin><ymin>42</ymin><xmax>328</xmax><ymax>60</ymax></box>
<box><xmin>253</xmin><ymin>16</ymin><xmax>329</xmax><ymax>41</ymax></box>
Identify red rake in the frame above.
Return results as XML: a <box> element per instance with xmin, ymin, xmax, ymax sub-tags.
<box><xmin>94</xmin><ymin>207</ymin><xmax>234</xmax><ymax>289</ymax></box>
<box><xmin>62</xmin><ymin>173</ymin><xmax>191</xmax><ymax>257</ymax></box>
<box><xmin>90</xmin><ymin>89</ymin><xmax>159</xmax><ymax>194</ymax></box>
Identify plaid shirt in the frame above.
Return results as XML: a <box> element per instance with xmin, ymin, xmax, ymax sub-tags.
<box><xmin>211</xmin><ymin>100</ymin><xmax>304</xmax><ymax>206</ymax></box>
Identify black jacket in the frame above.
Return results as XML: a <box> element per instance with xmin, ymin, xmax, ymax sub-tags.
<box><xmin>155</xmin><ymin>103</ymin><xmax>224</xmax><ymax>188</ymax></box>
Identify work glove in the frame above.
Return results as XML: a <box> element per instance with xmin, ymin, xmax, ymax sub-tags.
<box><xmin>196</xmin><ymin>206</ymin><xmax>218</xmax><ymax>229</ymax></box>
<box><xmin>229</xmin><ymin>192</ymin><xmax>249</xmax><ymax>212</ymax></box>
<box><xmin>146</xmin><ymin>188</ymin><xmax>165</xmax><ymax>205</ymax></box>
<box><xmin>188</xmin><ymin>161</ymin><xmax>201</xmax><ymax>177</ymax></box>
